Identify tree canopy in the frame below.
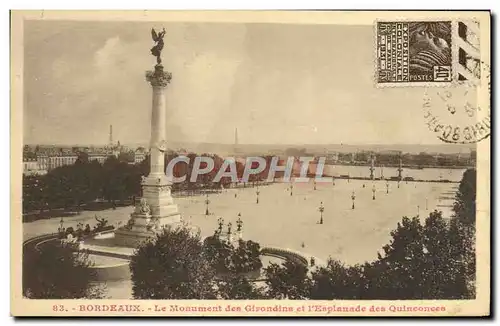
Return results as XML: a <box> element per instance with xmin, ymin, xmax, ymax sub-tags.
<box><xmin>23</xmin><ymin>242</ymin><xmax>104</xmax><ymax>299</ymax></box>
<box><xmin>129</xmin><ymin>225</ymin><xmax>264</xmax><ymax>299</ymax></box>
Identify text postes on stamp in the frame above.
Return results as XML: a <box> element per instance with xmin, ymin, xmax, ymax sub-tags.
<box><xmin>377</xmin><ymin>21</ymin><xmax>452</xmax><ymax>86</ymax></box>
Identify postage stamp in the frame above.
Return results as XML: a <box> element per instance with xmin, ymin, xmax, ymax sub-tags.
<box><xmin>10</xmin><ymin>10</ymin><xmax>491</xmax><ymax>318</ymax></box>
<box><xmin>376</xmin><ymin>21</ymin><xmax>453</xmax><ymax>85</ymax></box>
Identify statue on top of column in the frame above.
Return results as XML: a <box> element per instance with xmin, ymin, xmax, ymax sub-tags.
<box><xmin>146</xmin><ymin>27</ymin><xmax>172</xmax><ymax>87</ymax></box>
<box><xmin>150</xmin><ymin>28</ymin><xmax>166</xmax><ymax>65</ymax></box>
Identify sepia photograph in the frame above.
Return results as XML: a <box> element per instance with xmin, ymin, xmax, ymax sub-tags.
<box><xmin>11</xmin><ymin>10</ymin><xmax>491</xmax><ymax>316</ymax></box>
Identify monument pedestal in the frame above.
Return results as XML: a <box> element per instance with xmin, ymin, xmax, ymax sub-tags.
<box><xmin>114</xmin><ymin>175</ymin><xmax>182</xmax><ymax>248</ymax></box>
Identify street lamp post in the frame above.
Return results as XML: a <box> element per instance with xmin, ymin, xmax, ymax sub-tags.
<box><xmin>372</xmin><ymin>185</ymin><xmax>376</xmax><ymax>200</ymax></box>
<box><xmin>318</xmin><ymin>201</ymin><xmax>324</xmax><ymax>224</ymax></box>
<box><xmin>425</xmin><ymin>198</ymin><xmax>428</xmax><ymax>210</ymax></box>
<box><xmin>227</xmin><ymin>222</ymin><xmax>232</xmax><ymax>241</ymax></box>
<box><xmin>351</xmin><ymin>191</ymin><xmax>356</xmax><ymax>209</ymax></box>
<box><xmin>58</xmin><ymin>217</ymin><xmax>65</xmax><ymax>235</ymax></box>
<box><xmin>217</xmin><ymin>217</ymin><xmax>224</xmax><ymax>238</ymax></box>
<box><xmin>386</xmin><ymin>181</ymin><xmax>389</xmax><ymax>194</ymax></box>
<box><xmin>417</xmin><ymin>205</ymin><xmax>420</xmax><ymax>217</ymax></box>
<box><xmin>236</xmin><ymin>216</ymin><xmax>243</xmax><ymax>232</ymax></box>
<box><xmin>332</xmin><ymin>177</ymin><xmax>335</xmax><ymax>186</ymax></box>
<box><xmin>205</xmin><ymin>194</ymin><xmax>210</xmax><ymax>216</ymax></box>
<box><xmin>256</xmin><ymin>187</ymin><xmax>260</xmax><ymax>204</ymax></box>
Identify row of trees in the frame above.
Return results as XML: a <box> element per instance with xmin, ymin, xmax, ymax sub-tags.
<box><xmin>22</xmin><ymin>152</ymin><xmax>274</xmax><ymax>218</ymax></box>
<box><xmin>23</xmin><ymin>168</ymin><xmax>476</xmax><ymax>300</ymax></box>
<box><xmin>23</xmin><ymin>155</ymin><xmax>142</xmax><ymax>216</ymax></box>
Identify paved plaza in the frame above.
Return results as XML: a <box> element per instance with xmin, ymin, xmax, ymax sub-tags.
<box><xmin>24</xmin><ymin>172</ymin><xmax>461</xmax><ymax>265</ymax></box>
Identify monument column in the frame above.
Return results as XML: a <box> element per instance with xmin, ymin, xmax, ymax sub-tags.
<box><xmin>140</xmin><ymin>63</ymin><xmax>180</xmax><ymax>222</ymax></box>
<box><xmin>114</xmin><ymin>29</ymin><xmax>181</xmax><ymax>247</ymax></box>
<box><xmin>147</xmin><ymin>65</ymin><xmax>170</xmax><ymax>178</ymax></box>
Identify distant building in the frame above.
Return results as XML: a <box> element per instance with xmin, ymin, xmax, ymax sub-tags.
<box><xmin>48</xmin><ymin>154</ymin><xmax>78</xmax><ymax>170</ymax></box>
<box><xmin>327</xmin><ymin>152</ymin><xmax>339</xmax><ymax>163</ymax></box>
<box><xmin>379</xmin><ymin>150</ymin><xmax>403</xmax><ymax>155</ymax></box>
<box><xmin>35</xmin><ymin>153</ymin><xmax>78</xmax><ymax>171</ymax></box>
<box><xmin>134</xmin><ymin>148</ymin><xmax>147</xmax><ymax>164</ymax></box>
<box><xmin>36</xmin><ymin>154</ymin><xmax>49</xmax><ymax>171</ymax></box>
<box><xmin>88</xmin><ymin>153</ymin><xmax>108</xmax><ymax>164</ymax></box>
<box><xmin>23</xmin><ymin>157</ymin><xmax>41</xmax><ymax>175</ymax></box>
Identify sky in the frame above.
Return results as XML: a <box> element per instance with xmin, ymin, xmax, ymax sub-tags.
<box><xmin>23</xmin><ymin>20</ymin><xmax>468</xmax><ymax>146</ymax></box>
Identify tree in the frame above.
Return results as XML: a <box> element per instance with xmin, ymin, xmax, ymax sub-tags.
<box><xmin>118</xmin><ymin>151</ymin><xmax>134</xmax><ymax>163</ymax></box>
<box><xmin>264</xmin><ymin>261</ymin><xmax>311</xmax><ymax>299</ymax></box>
<box><xmin>203</xmin><ymin>236</ymin><xmax>263</xmax><ymax>276</ymax></box>
<box><xmin>130</xmin><ymin>226</ymin><xmax>218</xmax><ymax>299</ymax></box>
<box><xmin>420</xmin><ymin>211</ymin><xmax>470</xmax><ymax>299</ymax></box>
<box><xmin>130</xmin><ymin>225</ymin><xmax>265</xmax><ymax>299</ymax></box>
<box><xmin>448</xmin><ymin>218</ymin><xmax>476</xmax><ymax>298</ymax></box>
<box><xmin>453</xmin><ymin>168</ymin><xmax>476</xmax><ymax>226</ymax></box>
<box><xmin>22</xmin><ymin>175</ymin><xmax>45</xmax><ymax>214</ymax></box>
<box><xmin>310</xmin><ymin>260</ymin><xmax>366</xmax><ymax>299</ymax></box>
<box><xmin>75</xmin><ymin>151</ymin><xmax>89</xmax><ymax>165</ymax></box>
<box><xmin>44</xmin><ymin>166</ymin><xmax>75</xmax><ymax>210</ymax></box>
<box><xmin>371</xmin><ymin>216</ymin><xmax>426</xmax><ymax>299</ymax></box>
<box><xmin>102</xmin><ymin>157</ymin><xmax>130</xmax><ymax>206</ymax></box>
<box><xmin>233</xmin><ymin>240</ymin><xmax>263</xmax><ymax>274</ymax></box>
<box><xmin>363</xmin><ymin>211</ymin><xmax>474</xmax><ymax>300</ymax></box>
<box><xmin>203</xmin><ymin>234</ymin><xmax>234</xmax><ymax>275</ymax></box>
<box><xmin>216</xmin><ymin>274</ymin><xmax>263</xmax><ymax>299</ymax></box>
<box><xmin>451</xmin><ymin>167</ymin><xmax>477</xmax><ymax>297</ymax></box>
<box><xmin>23</xmin><ymin>242</ymin><xmax>104</xmax><ymax>299</ymax></box>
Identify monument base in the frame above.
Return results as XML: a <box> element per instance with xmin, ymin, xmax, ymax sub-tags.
<box><xmin>113</xmin><ymin>196</ymin><xmax>182</xmax><ymax>248</ymax></box>
<box><xmin>113</xmin><ymin>216</ymin><xmax>183</xmax><ymax>248</ymax></box>
<box><xmin>113</xmin><ymin>227</ymin><xmax>157</xmax><ymax>248</ymax></box>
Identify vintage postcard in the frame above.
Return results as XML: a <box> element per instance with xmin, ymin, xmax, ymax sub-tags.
<box><xmin>11</xmin><ymin>10</ymin><xmax>491</xmax><ymax>317</ymax></box>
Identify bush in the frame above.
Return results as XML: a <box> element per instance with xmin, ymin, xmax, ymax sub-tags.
<box><xmin>203</xmin><ymin>235</ymin><xmax>262</xmax><ymax>276</ymax></box>
<box><xmin>23</xmin><ymin>242</ymin><xmax>104</xmax><ymax>299</ymax></box>
<box><xmin>130</xmin><ymin>226</ymin><xmax>264</xmax><ymax>299</ymax></box>
<box><xmin>310</xmin><ymin>260</ymin><xmax>365</xmax><ymax>299</ymax></box>
<box><xmin>65</xmin><ymin>227</ymin><xmax>74</xmax><ymax>236</ymax></box>
<box><xmin>130</xmin><ymin>226</ymin><xmax>218</xmax><ymax>299</ymax></box>
<box><xmin>264</xmin><ymin>260</ymin><xmax>311</xmax><ymax>299</ymax></box>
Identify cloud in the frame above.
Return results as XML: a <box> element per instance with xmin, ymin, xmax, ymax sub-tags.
<box><xmin>94</xmin><ymin>36</ymin><xmax>122</xmax><ymax>69</ymax></box>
